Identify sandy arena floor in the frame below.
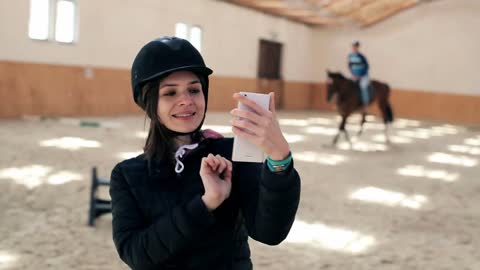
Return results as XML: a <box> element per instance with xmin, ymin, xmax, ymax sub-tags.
<box><xmin>0</xmin><ymin>111</ymin><xmax>479</xmax><ymax>270</ymax></box>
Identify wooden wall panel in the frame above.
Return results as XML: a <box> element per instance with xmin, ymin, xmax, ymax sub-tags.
<box><xmin>0</xmin><ymin>62</ymin><xmax>19</xmax><ymax>117</ymax></box>
<box><xmin>208</xmin><ymin>76</ymin><xmax>257</xmax><ymax>111</ymax></box>
<box><xmin>282</xmin><ymin>81</ymin><xmax>314</xmax><ymax>110</ymax></box>
<box><xmin>257</xmin><ymin>79</ymin><xmax>282</xmax><ymax>109</ymax></box>
<box><xmin>1</xmin><ymin>61</ymin><xmax>479</xmax><ymax>124</ymax></box>
<box><xmin>311</xmin><ymin>82</ymin><xmax>335</xmax><ymax>111</ymax></box>
<box><xmin>79</xmin><ymin>68</ymin><xmax>137</xmax><ymax>115</ymax></box>
<box><xmin>390</xmin><ymin>89</ymin><xmax>480</xmax><ymax>124</ymax></box>
<box><xmin>0</xmin><ymin>61</ymin><xmax>140</xmax><ymax>117</ymax></box>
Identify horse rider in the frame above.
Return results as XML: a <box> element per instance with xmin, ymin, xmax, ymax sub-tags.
<box><xmin>348</xmin><ymin>40</ymin><xmax>370</xmax><ymax>112</ymax></box>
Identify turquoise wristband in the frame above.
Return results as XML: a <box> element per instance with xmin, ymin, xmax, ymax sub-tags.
<box><xmin>266</xmin><ymin>152</ymin><xmax>292</xmax><ymax>172</ymax></box>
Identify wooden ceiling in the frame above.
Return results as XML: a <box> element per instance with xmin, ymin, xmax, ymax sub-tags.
<box><xmin>220</xmin><ymin>0</ymin><xmax>424</xmax><ymax>27</ymax></box>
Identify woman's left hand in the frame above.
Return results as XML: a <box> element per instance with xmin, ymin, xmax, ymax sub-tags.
<box><xmin>230</xmin><ymin>92</ymin><xmax>290</xmax><ymax>160</ymax></box>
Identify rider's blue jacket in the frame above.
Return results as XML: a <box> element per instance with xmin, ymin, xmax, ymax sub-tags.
<box><xmin>348</xmin><ymin>52</ymin><xmax>369</xmax><ymax>77</ymax></box>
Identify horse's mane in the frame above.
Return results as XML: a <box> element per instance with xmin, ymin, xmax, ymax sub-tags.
<box><xmin>327</xmin><ymin>71</ymin><xmax>347</xmax><ymax>80</ymax></box>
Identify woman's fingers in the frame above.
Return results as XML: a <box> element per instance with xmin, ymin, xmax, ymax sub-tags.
<box><xmin>200</xmin><ymin>157</ymin><xmax>209</xmax><ymax>171</ymax></box>
<box><xmin>230</xmin><ymin>117</ymin><xmax>264</xmax><ymax>136</ymax></box>
<box><xmin>232</xmin><ymin>125</ymin><xmax>258</xmax><ymax>142</ymax></box>
<box><xmin>233</xmin><ymin>93</ymin><xmax>269</xmax><ymax>115</ymax></box>
<box><xmin>230</xmin><ymin>108</ymin><xmax>264</xmax><ymax>126</ymax></box>
<box><xmin>223</xmin><ymin>158</ymin><xmax>233</xmax><ymax>181</ymax></box>
<box><xmin>268</xmin><ymin>92</ymin><xmax>276</xmax><ymax>114</ymax></box>
<box><xmin>215</xmin><ymin>154</ymin><xmax>227</xmax><ymax>173</ymax></box>
<box><xmin>204</xmin><ymin>154</ymin><xmax>217</xmax><ymax>171</ymax></box>
<box><xmin>203</xmin><ymin>154</ymin><xmax>233</xmax><ymax>178</ymax></box>
<box><xmin>230</xmin><ymin>92</ymin><xmax>290</xmax><ymax>159</ymax></box>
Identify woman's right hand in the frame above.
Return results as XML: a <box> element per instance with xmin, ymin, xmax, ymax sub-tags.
<box><xmin>200</xmin><ymin>154</ymin><xmax>232</xmax><ymax>211</ymax></box>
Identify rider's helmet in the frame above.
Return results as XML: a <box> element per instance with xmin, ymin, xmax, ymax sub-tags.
<box><xmin>131</xmin><ymin>36</ymin><xmax>213</xmax><ymax>110</ymax></box>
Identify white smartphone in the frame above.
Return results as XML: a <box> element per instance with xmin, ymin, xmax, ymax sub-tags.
<box><xmin>232</xmin><ymin>92</ymin><xmax>271</xmax><ymax>163</ymax></box>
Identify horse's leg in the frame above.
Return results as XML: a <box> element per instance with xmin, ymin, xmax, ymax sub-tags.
<box><xmin>376</xmin><ymin>84</ymin><xmax>394</xmax><ymax>144</ymax></box>
<box><xmin>333</xmin><ymin>115</ymin><xmax>347</xmax><ymax>145</ymax></box>
<box><xmin>357</xmin><ymin>112</ymin><xmax>366</xmax><ymax>136</ymax></box>
<box><xmin>338</xmin><ymin>115</ymin><xmax>353</xmax><ymax>146</ymax></box>
<box><xmin>343</xmin><ymin>127</ymin><xmax>352</xmax><ymax>147</ymax></box>
<box><xmin>332</xmin><ymin>132</ymin><xmax>340</xmax><ymax>145</ymax></box>
<box><xmin>379</xmin><ymin>102</ymin><xmax>391</xmax><ymax>144</ymax></box>
<box><xmin>384</xmin><ymin>123</ymin><xmax>390</xmax><ymax>144</ymax></box>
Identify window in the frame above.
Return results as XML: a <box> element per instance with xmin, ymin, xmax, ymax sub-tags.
<box><xmin>175</xmin><ymin>23</ymin><xmax>203</xmax><ymax>52</ymax></box>
<box><xmin>190</xmin><ymin>26</ymin><xmax>202</xmax><ymax>52</ymax></box>
<box><xmin>28</xmin><ymin>0</ymin><xmax>50</xmax><ymax>40</ymax></box>
<box><xmin>175</xmin><ymin>23</ymin><xmax>188</xmax><ymax>40</ymax></box>
<box><xmin>55</xmin><ymin>0</ymin><xmax>76</xmax><ymax>43</ymax></box>
<box><xmin>28</xmin><ymin>0</ymin><xmax>78</xmax><ymax>43</ymax></box>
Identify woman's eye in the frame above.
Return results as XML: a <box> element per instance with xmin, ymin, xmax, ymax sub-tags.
<box><xmin>189</xmin><ymin>88</ymin><xmax>201</xmax><ymax>94</ymax></box>
<box><xmin>163</xmin><ymin>91</ymin><xmax>176</xmax><ymax>96</ymax></box>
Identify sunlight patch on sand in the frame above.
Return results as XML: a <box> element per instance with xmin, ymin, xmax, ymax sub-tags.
<box><xmin>285</xmin><ymin>220</ymin><xmax>375</xmax><ymax>253</ymax></box>
<box><xmin>430</xmin><ymin>125</ymin><xmax>461</xmax><ymax>135</ymax></box>
<box><xmin>0</xmin><ymin>251</ymin><xmax>17</xmax><ymax>269</ymax></box>
<box><xmin>279</xmin><ymin>119</ymin><xmax>309</xmax><ymax>127</ymax></box>
<box><xmin>392</xmin><ymin>118</ymin><xmax>421</xmax><ymax>128</ymax></box>
<box><xmin>447</xmin><ymin>145</ymin><xmax>480</xmax><ymax>155</ymax></box>
<box><xmin>39</xmin><ymin>137</ymin><xmax>101</xmax><ymax>150</ymax></box>
<box><xmin>293</xmin><ymin>151</ymin><xmax>347</xmax><ymax>165</ymax></box>
<box><xmin>397</xmin><ymin>129</ymin><xmax>432</xmax><ymax>139</ymax></box>
<box><xmin>344</xmin><ymin>122</ymin><xmax>385</xmax><ymax>131</ymax></box>
<box><xmin>304</xmin><ymin>126</ymin><xmax>337</xmax><ymax>136</ymax></box>
<box><xmin>397</xmin><ymin>165</ymin><xmax>459</xmax><ymax>182</ymax></box>
<box><xmin>464</xmin><ymin>137</ymin><xmax>480</xmax><ymax>146</ymax></box>
<box><xmin>202</xmin><ymin>125</ymin><xmax>233</xmax><ymax>135</ymax></box>
<box><xmin>372</xmin><ymin>134</ymin><xmax>412</xmax><ymax>144</ymax></box>
<box><xmin>397</xmin><ymin>126</ymin><xmax>460</xmax><ymax>140</ymax></box>
<box><xmin>350</xmin><ymin>187</ymin><xmax>428</xmax><ymax>209</ymax></box>
<box><xmin>428</xmin><ymin>152</ymin><xmax>477</xmax><ymax>167</ymax></box>
<box><xmin>337</xmin><ymin>141</ymin><xmax>388</xmax><ymax>152</ymax></box>
<box><xmin>306</xmin><ymin>117</ymin><xmax>335</xmax><ymax>126</ymax></box>
<box><xmin>345</xmin><ymin>114</ymin><xmax>377</xmax><ymax>123</ymax></box>
<box><xmin>284</xmin><ymin>133</ymin><xmax>306</xmax><ymax>143</ymax></box>
<box><xmin>117</xmin><ymin>151</ymin><xmax>143</xmax><ymax>160</ymax></box>
<box><xmin>135</xmin><ymin>131</ymin><xmax>148</xmax><ymax>139</ymax></box>
<box><xmin>47</xmin><ymin>171</ymin><xmax>83</xmax><ymax>185</ymax></box>
<box><xmin>358</xmin><ymin>122</ymin><xmax>387</xmax><ymax>131</ymax></box>
<box><xmin>0</xmin><ymin>165</ymin><xmax>83</xmax><ymax>189</ymax></box>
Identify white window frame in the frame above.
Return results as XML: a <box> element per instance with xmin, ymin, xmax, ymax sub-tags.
<box><xmin>28</xmin><ymin>0</ymin><xmax>79</xmax><ymax>44</ymax></box>
<box><xmin>175</xmin><ymin>23</ymin><xmax>203</xmax><ymax>52</ymax></box>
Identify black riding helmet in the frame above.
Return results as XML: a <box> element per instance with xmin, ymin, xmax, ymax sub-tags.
<box><xmin>131</xmin><ymin>36</ymin><xmax>213</xmax><ymax>110</ymax></box>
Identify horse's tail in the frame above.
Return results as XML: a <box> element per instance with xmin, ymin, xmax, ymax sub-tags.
<box><xmin>381</xmin><ymin>83</ymin><xmax>394</xmax><ymax>123</ymax></box>
<box><xmin>385</xmin><ymin>102</ymin><xmax>394</xmax><ymax>123</ymax></box>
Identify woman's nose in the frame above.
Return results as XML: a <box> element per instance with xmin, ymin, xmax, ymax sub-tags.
<box><xmin>178</xmin><ymin>92</ymin><xmax>193</xmax><ymax>105</ymax></box>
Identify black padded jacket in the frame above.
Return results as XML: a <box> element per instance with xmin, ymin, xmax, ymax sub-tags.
<box><xmin>109</xmin><ymin>137</ymin><xmax>301</xmax><ymax>270</ymax></box>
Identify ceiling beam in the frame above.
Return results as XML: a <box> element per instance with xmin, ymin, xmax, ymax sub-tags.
<box><xmin>222</xmin><ymin>0</ymin><xmax>335</xmax><ymax>26</ymax></box>
<box><xmin>325</xmin><ymin>0</ymin><xmax>379</xmax><ymax>16</ymax></box>
<box><xmin>351</xmin><ymin>0</ymin><xmax>418</xmax><ymax>27</ymax></box>
<box><xmin>221</xmin><ymin>0</ymin><xmax>419</xmax><ymax>28</ymax></box>
<box><xmin>225</xmin><ymin>0</ymin><xmax>286</xmax><ymax>10</ymax></box>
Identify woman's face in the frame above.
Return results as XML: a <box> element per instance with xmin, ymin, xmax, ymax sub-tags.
<box><xmin>157</xmin><ymin>71</ymin><xmax>206</xmax><ymax>134</ymax></box>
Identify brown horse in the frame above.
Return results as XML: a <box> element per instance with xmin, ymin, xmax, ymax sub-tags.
<box><xmin>326</xmin><ymin>71</ymin><xmax>394</xmax><ymax>145</ymax></box>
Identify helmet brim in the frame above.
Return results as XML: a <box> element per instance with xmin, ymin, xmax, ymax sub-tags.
<box><xmin>140</xmin><ymin>65</ymin><xmax>213</xmax><ymax>85</ymax></box>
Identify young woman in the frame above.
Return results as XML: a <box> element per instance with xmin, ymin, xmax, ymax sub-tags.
<box><xmin>110</xmin><ymin>36</ymin><xmax>301</xmax><ymax>270</ymax></box>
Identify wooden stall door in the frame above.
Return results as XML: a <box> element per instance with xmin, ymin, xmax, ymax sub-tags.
<box><xmin>257</xmin><ymin>39</ymin><xmax>283</xmax><ymax>109</ymax></box>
